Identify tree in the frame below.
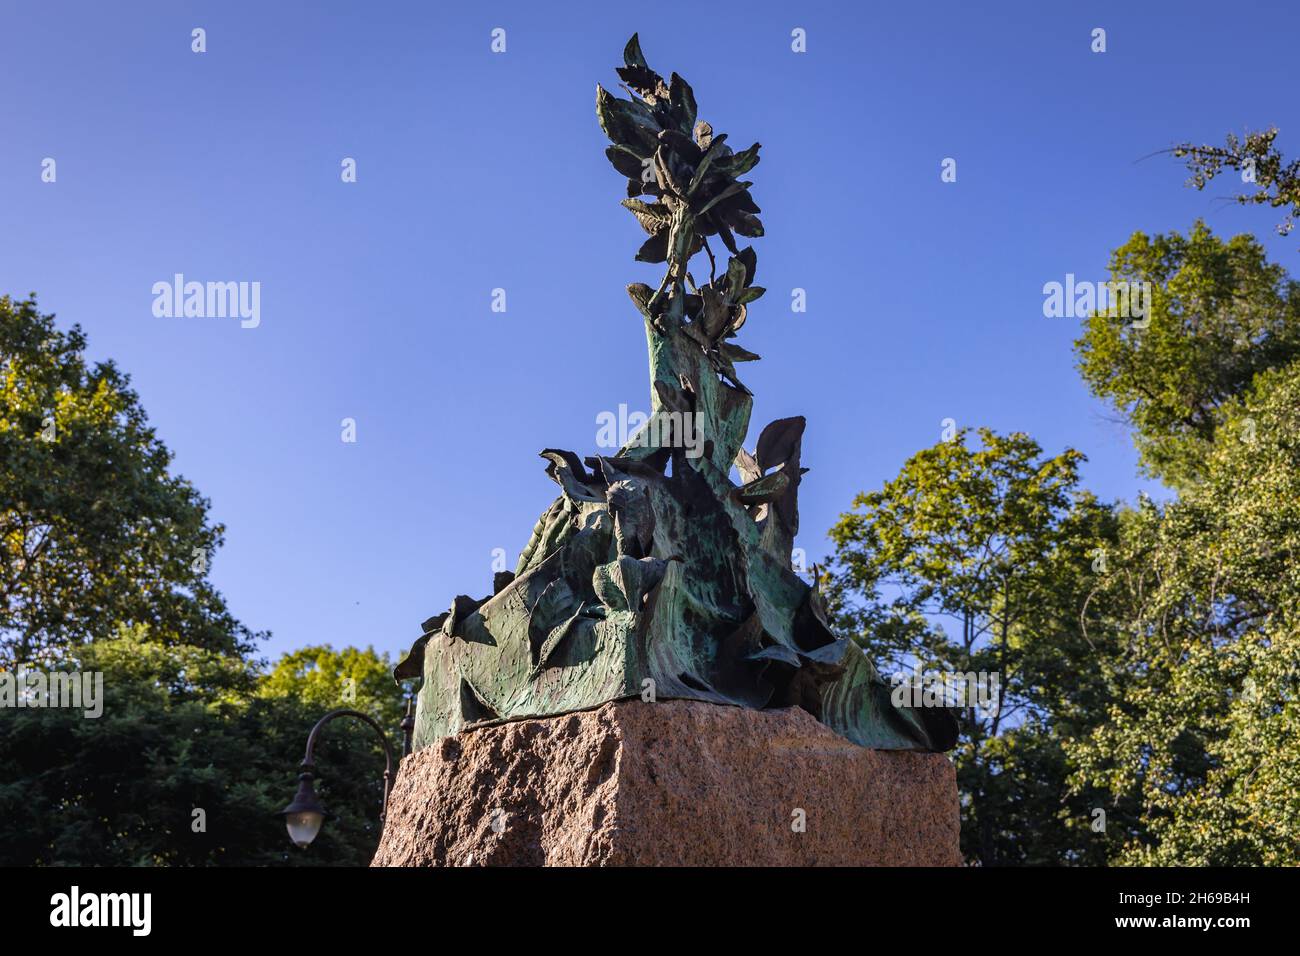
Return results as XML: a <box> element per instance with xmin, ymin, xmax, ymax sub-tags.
<box><xmin>827</xmin><ymin>428</ymin><xmax>1123</xmax><ymax>864</ymax></box>
<box><xmin>1074</xmin><ymin>223</ymin><xmax>1300</xmax><ymax>489</ymax></box>
<box><xmin>0</xmin><ymin>293</ymin><xmax>407</xmax><ymax>866</ymax></box>
<box><xmin>0</xmin><ymin>295</ymin><xmax>256</xmax><ymax>665</ymax></box>
<box><xmin>0</xmin><ymin>629</ymin><xmax>403</xmax><ymax>866</ymax></box>
<box><xmin>1066</xmin><ymin>361</ymin><xmax>1300</xmax><ymax>865</ymax></box>
<box><xmin>258</xmin><ymin>643</ymin><xmax>407</xmax><ymax>731</ymax></box>
<box><xmin>1174</xmin><ymin>128</ymin><xmax>1300</xmax><ymax>243</ymax></box>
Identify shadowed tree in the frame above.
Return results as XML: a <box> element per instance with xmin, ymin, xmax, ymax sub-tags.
<box><xmin>0</xmin><ymin>629</ymin><xmax>403</xmax><ymax>866</ymax></box>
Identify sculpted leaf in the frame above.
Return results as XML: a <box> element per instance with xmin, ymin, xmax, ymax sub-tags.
<box><xmin>716</xmin><ymin>224</ymin><xmax>739</xmax><ymax>255</ymax></box>
<box><xmin>699</xmin><ymin>285</ymin><xmax>731</xmax><ymax>339</ymax></box>
<box><xmin>755</xmin><ymin>417</ymin><xmax>807</xmax><ymax>472</ymax></box>
<box><xmin>627</xmin><ymin>177</ymin><xmax>662</xmax><ymax>198</ymax></box>
<box><xmin>733</xmin><ymin>470</ymin><xmax>790</xmax><ymax>506</ymax></box>
<box><xmin>626</xmin><ymin>282</ymin><xmax>655</xmax><ymax>315</ymax></box>
<box><xmin>687</xmin><ymin>134</ymin><xmax>729</xmax><ymax>196</ymax></box>
<box><xmin>736</xmin><ymin>246</ymin><xmax>757</xmax><ymax>285</ymax></box>
<box><xmin>617</xmin><ymin>65</ymin><xmax>669</xmax><ymax>101</ymax></box>
<box><xmin>726</xmin><ymin>143</ymin><xmax>762</xmax><ymax>176</ymax></box>
<box><xmin>606</xmin><ymin>145</ymin><xmax>646</xmax><ymax>179</ymax></box>
<box><xmin>653</xmin><ymin>146</ymin><xmax>689</xmax><ymax>198</ymax></box>
<box><xmin>596</xmin><ymin>85</ymin><xmax>660</xmax><ymax>152</ymax></box>
<box><xmin>621</xmin><ymin>198</ymin><xmax>672</xmax><ymax>236</ymax></box>
<box><xmin>668</xmin><ymin>72</ymin><xmax>696</xmax><ymax>133</ymax></box>
<box><xmin>718</xmin><ymin>188</ymin><xmax>761</xmax><ymax>215</ymax></box>
<box><xmin>657</xmin><ymin>128</ymin><xmax>704</xmax><ymax>167</ymax></box>
<box><xmin>596</xmin><ymin>85</ymin><xmax>640</xmax><ymax>148</ymax></box>
<box><xmin>682</xmin><ymin>319</ymin><xmax>711</xmax><ymax>349</ymax></box>
<box><xmin>724</xmin><ymin>255</ymin><xmax>748</xmax><ymax>299</ymax></box>
<box><xmin>720</xmin><ymin>341</ymin><xmax>761</xmax><ymax>362</ymax></box>
<box><xmin>635</xmin><ymin>233</ymin><xmax>669</xmax><ymax>264</ymax></box>
<box><xmin>623</xmin><ymin>32</ymin><xmax>648</xmax><ymax>69</ymax></box>
<box><xmin>696</xmin><ymin>181</ymin><xmax>753</xmax><ymax>216</ymax></box>
<box><xmin>727</xmin><ymin>210</ymin><xmax>765</xmax><ymax>238</ymax></box>
<box><xmin>729</xmin><ymin>302</ymin><xmax>747</xmax><ymax>334</ymax></box>
<box><xmin>713</xmin><ymin>350</ymin><xmax>750</xmax><ymax>394</ymax></box>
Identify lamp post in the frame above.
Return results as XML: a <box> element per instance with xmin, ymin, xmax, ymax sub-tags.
<box><xmin>280</xmin><ymin>708</ymin><xmax>398</xmax><ymax>850</ymax></box>
<box><xmin>400</xmin><ymin>696</ymin><xmax>416</xmax><ymax>756</ymax></box>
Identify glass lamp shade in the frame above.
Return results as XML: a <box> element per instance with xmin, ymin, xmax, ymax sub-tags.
<box><xmin>285</xmin><ymin>810</ymin><xmax>325</xmax><ymax>848</ymax></box>
<box><xmin>280</xmin><ymin>772</ymin><xmax>330</xmax><ymax>849</ymax></box>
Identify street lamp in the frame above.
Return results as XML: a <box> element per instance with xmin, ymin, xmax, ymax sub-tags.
<box><xmin>280</xmin><ymin>708</ymin><xmax>398</xmax><ymax>850</ymax></box>
<box><xmin>282</xmin><ymin>767</ymin><xmax>330</xmax><ymax>848</ymax></box>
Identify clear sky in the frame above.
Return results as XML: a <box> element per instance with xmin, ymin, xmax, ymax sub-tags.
<box><xmin>2</xmin><ymin>0</ymin><xmax>1296</xmax><ymax>663</ymax></box>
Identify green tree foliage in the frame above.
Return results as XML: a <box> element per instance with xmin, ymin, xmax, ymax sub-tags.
<box><xmin>0</xmin><ymin>628</ymin><xmax>403</xmax><ymax>866</ymax></box>
<box><xmin>0</xmin><ymin>296</ymin><xmax>405</xmax><ymax>866</ymax></box>
<box><xmin>827</xmin><ymin>429</ymin><xmax>1122</xmax><ymax>865</ymax></box>
<box><xmin>258</xmin><ymin>643</ymin><xmax>405</xmax><ymax>730</ymax></box>
<box><xmin>1</xmin><ymin>294</ymin><xmax>256</xmax><ymax>665</ymax></box>
<box><xmin>833</xmin><ymin>221</ymin><xmax>1300</xmax><ymax>864</ymax></box>
<box><xmin>1174</xmin><ymin>128</ymin><xmax>1300</xmax><ymax>242</ymax></box>
<box><xmin>1074</xmin><ymin>223</ymin><xmax>1300</xmax><ymax>490</ymax></box>
<box><xmin>1067</xmin><ymin>363</ymin><xmax>1300</xmax><ymax>865</ymax></box>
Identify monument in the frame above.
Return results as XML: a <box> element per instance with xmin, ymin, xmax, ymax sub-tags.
<box><xmin>372</xmin><ymin>37</ymin><xmax>961</xmax><ymax>866</ymax></box>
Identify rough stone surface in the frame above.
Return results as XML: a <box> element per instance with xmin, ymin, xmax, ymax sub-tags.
<box><xmin>371</xmin><ymin>699</ymin><xmax>962</xmax><ymax>867</ymax></box>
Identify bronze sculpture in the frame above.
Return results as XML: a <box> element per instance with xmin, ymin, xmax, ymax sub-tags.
<box><xmin>396</xmin><ymin>36</ymin><xmax>957</xmax><ymax>755</ymax></box>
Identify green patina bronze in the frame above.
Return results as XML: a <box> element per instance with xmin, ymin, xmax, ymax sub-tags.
<box><xmin>396</xmin><ymin>36</ymin><xmax>957</xmax><ymax>754</ymax></box>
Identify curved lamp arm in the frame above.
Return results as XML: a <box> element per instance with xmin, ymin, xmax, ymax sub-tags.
<box><xmin>301</xmin><ymin>709</ymin><xmax>396</xmax><ymax>824</ymax></box>
<box><xmin>283</xmin><ymin>707</ymin><xmax>400</xmax><ymax>848</ymax></box>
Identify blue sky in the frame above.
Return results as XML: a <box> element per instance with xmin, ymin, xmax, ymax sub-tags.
<box><xmin>2</xmin><ymin>0</ymin><xmax>1296</xmax><ymax>663</ymax></box>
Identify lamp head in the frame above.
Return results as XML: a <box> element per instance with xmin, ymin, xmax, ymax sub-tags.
<box><xmin>280</xmin><ymin>768</ymin><xmax>330</xmax><ymax>849</ymax></box>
